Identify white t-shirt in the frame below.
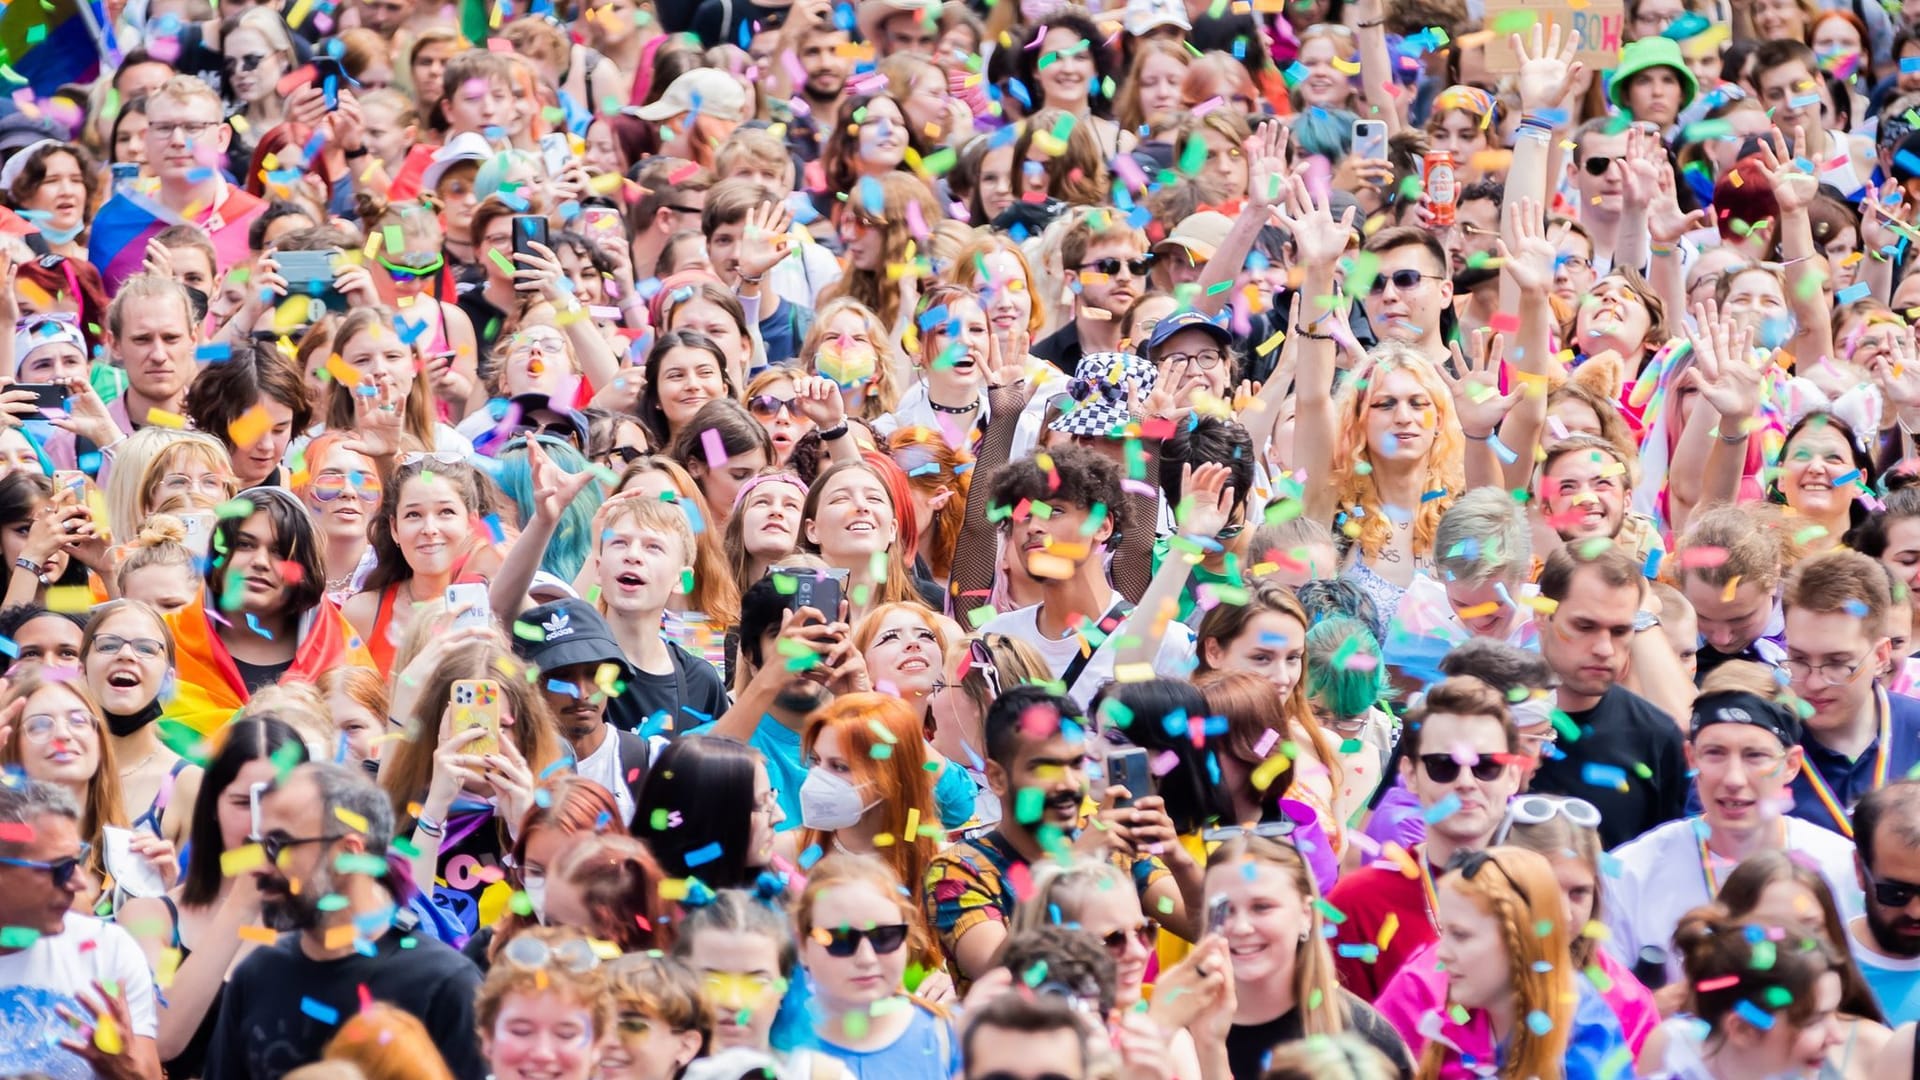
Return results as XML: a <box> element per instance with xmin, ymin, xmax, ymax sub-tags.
<box><xmin>980</xmin><ymin>599</ymin><xmax>1195</xmax><ymax>709</ymax></box>
<box><xmin>0</xmin><ymin>913</ymin><xmax>158</xmax><ymax>1080</ymax></box>
<box><xmin>574</xmin><ymin>726</ymin><xmax>637</xmax><ymax>826</ymax></box>
<box><xmin>1603</xmin><ymin>816</ymin><xmax>1862</xmax><ymax>983</ymax></box>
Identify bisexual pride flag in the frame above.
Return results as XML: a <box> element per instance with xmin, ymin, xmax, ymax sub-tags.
<box><xmin>0</xmin><ymin>0</ymin><xmax>113</xmax><ymax>95</ymax></box>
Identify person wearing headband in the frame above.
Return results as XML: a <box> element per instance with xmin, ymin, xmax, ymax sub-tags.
<box><xmin>1780</xmin><ymin>551</ymin><xmax>1920</xmax><ymax>838</ymax></box>
<box><xmin>1603</xmin><ymin>662</ymin><xmax>1863</xmax><ymax>986</ymax></box>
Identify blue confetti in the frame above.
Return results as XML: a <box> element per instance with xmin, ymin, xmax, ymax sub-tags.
<box><xmin>300</xmin><ymin>997</ymin><xmax>340</xmax><ymax>1025</ymax></box>
<box><xmin>685</xmin><ymin>841</ymin><xmax>723</xmax><ymax>867</ymax></box>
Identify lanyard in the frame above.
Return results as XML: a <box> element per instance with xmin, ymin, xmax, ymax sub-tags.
<box><xmin>1802</xmin><ymin>687</ymin><xmax>1890</xmax><ymax>839</ymax></box>
<box><xmin>1415</xmin><ymin>844</ymin><xmax>1441</xmax><ymax>932</ymax></box>
<box><xmin>1699</xmin><ymin>817</ymin><xmax>1787</xmax><ymax>896</ymax></box>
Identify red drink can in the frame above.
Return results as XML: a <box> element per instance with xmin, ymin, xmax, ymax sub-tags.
<box><xmin>1423</xmin><ymin>150</ymin><xmax>1457</xmax><ymax>226</ymax></box>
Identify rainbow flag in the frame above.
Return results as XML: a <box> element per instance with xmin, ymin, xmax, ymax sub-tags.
<box><xmin>0</xmin><ymin>0</ymin><xmax>112</xmax><ymax>95</ymax></box>
<box><xmin>163</xmin><ymin>591</ymin><xmax>375</xmax><ymax>736</ymax></box>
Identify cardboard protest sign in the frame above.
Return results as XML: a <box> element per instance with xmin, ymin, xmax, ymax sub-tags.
<box><xmin>1479</xmin><ymin>0</ymin><xmax>1626</xmax><ymax>74</ymax></box>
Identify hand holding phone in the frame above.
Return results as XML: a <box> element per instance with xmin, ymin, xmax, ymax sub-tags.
<box><xmin>450</xmin><ymin>679</ymin><xmax>503</xmax><ymax>758</ymax></box>
<box><xmin>1107</xmin><ymin>746</ymin><xmax>1152</xmax><ymax>810</ymax></box>
<box><xmin>446</xmin><ymin>583</ymin><xmax>490</xmax><ymax>629</ymax></box>
<box><xmin>511</xmin><ymin>215</ymin><xmax>550</xmax><ymax>262</ymax></box>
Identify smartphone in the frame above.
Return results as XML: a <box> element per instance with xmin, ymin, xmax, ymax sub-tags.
<box><xmin>109</xmin><ymin>161</ymin><xmax>139</xmax><ymax>193</ymax></box>
<box><xmin>511</xmin><ymin>215</ymin><xmax>550</xmax><ymax>262</ymax></box>
<box><xmin>450</xmin><ymin>679</ymin><xmax>504</xmax><ymax>758</ymax></box>
<box><xmin>311</xmin><ymin>56</ymin><xmax>350</xmax><ymax>108</ymax></box>
<box><xmin>1206</xmin><ymin>893</ymin><xmax>1232</xmax><ymax>938</ymax></box>
<box><xmin>248</xmin><ymin>780</ymin><xmax>270</xmax><ymax>840</ymax></box>
<box><xmin>53</xmin><ymin>470</ymin><xmax>86</xmax><ymax>499</ymax></box>
<box><xmin>1352</xmin><ymin>119</ymin><xmax>1389</xmax><ymax>166</ymax></box>
<box><xmin>770</xmin><ymin>567</ymin><xmax>846</xmax><ymax>626</ymax></box>
<box><xmin>580</xmin><ymin>206</ymin><xmax>623</xmax><ymax>243</ymax></box>
<box><xmin>180</xmin><ymin>511</ymin><xmax>214</xmax><ymax>558</ymax></box>
<box><xmin>1107</xmin><ymin>745</ymin><xmax>1152</xmax><ymax>809</ymax></box>
<box><xmin>12</xmin><ymin>382</ymin><xmax>69</xmax><ymax>414</ymax></box>
<box><xmin>446</xmin><ymin>583</ymin><xmax>490</xmax><ymax>629</ymax></box>
<box><xmin>540</xmin><ymin>132</ymin><xmax>571</xmax><ymax>177</ymax></box>
<box><xmin>275</xmin><ymin>249</ymin><xmax>347</xmax><ymax>313</ymax></box>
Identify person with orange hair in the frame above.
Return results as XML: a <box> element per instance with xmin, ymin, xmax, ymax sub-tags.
<box><xmin>887</xmin><ymin>427</ymin><xmax>969</xmax><ymax>594</ymax></box>
<box><xmin>1387</xmin><ymin>847</ymin><xmax>1629</xmax><ymax>1080</ymax></box>
<box><xmin>777</xmin><ymin>693</ymin><xmax>946</xmax><ymax>905</ymax></box>
<box><xmin>541</xmin><ymin>833</ymin><xmax>676</xmax><ymax>955</ymax></box>
<box><xmin>323</xmin><ymin>1004</ymin><xmax>459</xmax><ymax>1080</ymax></box>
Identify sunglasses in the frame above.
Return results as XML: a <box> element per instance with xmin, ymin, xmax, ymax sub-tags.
<box><xmin>1368</xmin><ymin>269</ymin><xmax>1437</xmax><ymax>295</ymax></box>
<box><xmin>377</xmin><ymin>253</ymin><xmax>446</xmax><ymax>282</ymax></box>
<box><xmin>226</xmin><ymin>53</ymin><xmax>270</xmax><ymax>72</ymax></box>
<box><xmin>258</xmin><ymin>832</ymin><xmax>341</xmax><ymax>865</ymax></box>
<box><xmin>1453</xmin><ymin>848</ymin><xmax>1516</xmax><ymax>884</ymax></box>
<box><xmin>0</xmin><ymin>842</ymin><xmax>91</xmax><ymax>888</ymax></box>
<box><xmin>606</xmin><ymin>445</ymin><xmax>646</xmax><ymax>465</ymax></box>
<box><xmin>310</xmin><ymin>470</ymin><xmax>383</xmax><ymax>503</ymax></box>
<box><xmin>1583</xmin><ymin>155</ymin><xmax>1618</xmax><ymax>177</ymax></box>
<box><xmin>1201</xmin><ymin>820</ymin><xmax>1297</xmax><ymax>843</ymax></box>
<box><xmin>1099</xmin><ymin>919</ymin><xmax>1158</xmax><ymax>953</ymax></box>
<box><xmin>1418</xmin><ymin>753</ymin><xmax>1508</xmax><ymax>784</ymax></box>
<box><xmin>503</xmin><ymin>933</ymin><xmax>602</xmax><ymax>972</ymax></box>
<box><xmin>1867</xmin><ymin>868</ymin><xmax>1920</xmax><ymax>908</ymax></box>
<box><xmin>1080</xmin><ymin>255</ymin><xmax>1155</xmax><ymax>278</ymax></box>
<box><xmin>748</xmin><ymin>393</ymin><xmax>798</xmax><ymax>418</ymax></box>
<box><xmin>813</xmin><ymin>922</ymin><xmax>909</xmax><ymax>957</ymax></box>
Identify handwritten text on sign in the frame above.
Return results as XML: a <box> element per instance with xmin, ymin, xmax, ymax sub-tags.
<box><xmin>1480</xmin><ymin>0</ymin><xmax>1626</xmax><ymax>73</ymax></box>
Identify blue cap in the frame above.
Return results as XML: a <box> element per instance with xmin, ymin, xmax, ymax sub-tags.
<box><xmin>1144</xmin><ymin>309</ymin><xmax>1233</xmax><ymax>357</ymax></box>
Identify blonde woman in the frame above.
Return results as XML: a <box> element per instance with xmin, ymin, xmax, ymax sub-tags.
<box><xmin>796</xmin><ymin>300</ymin><xmax>907</xmax><ymax>424</ymax></box>
<box><xmin>104</xmin><ymin>428</ymin><xmax>235</xmax><ymax>547</ymax></box>
<box><xmin>1203</xmin><ymin>834</ymin><xmax>1412</xmax><ymax>1078</ymax></box>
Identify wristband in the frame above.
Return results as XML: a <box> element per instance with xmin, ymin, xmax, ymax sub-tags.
<box><xmin>738</xmin><ymin>273</ymin><xmax>764</xmax><ymax>284</ymax></box>
<box><xmin>1517</xmin><ymin>113</ymin><xmax>1556</xmax><ymax>133</ymax></box>
<box><xmin>1463</xmin><ymin>429</ymin><xmax>1494</xmax><ymax>441</ymax></box>
<box><xmin>1717</xmin><ymin>427</ymin><xmax>1749</xmax><ymax>443</ymax></box>
<box><xmin>819</xmin><ymin>423</ymin><xmax>850</xmax><ymax>442</ymax></box>
<box><xmin>12</xmin><ymin>556</ymin><xmax>39</xmax><ymax>576</ymax></box>
<box><xmin>343</xmin><ymin>146</ymin><xmax>368</xmax><ymax>159</ymax></box>
<box><xmin>415</xmin><ymin>815</ymin><xmax>445</xmax><ymax>838</ymax></box>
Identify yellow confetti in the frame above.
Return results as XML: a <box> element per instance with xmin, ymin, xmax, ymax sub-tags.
<box><xmin>44</xmin><ymin>586</ymin><xmax>93</xmax><ymax>613</ymax></box>
<box><xmin>227</xmin><ymin>405</ymin><xmax>272</xmax><ymax>450</ymax></box>
<box><xmin>144</xmin><ymin>408</ymin><xmax>187</xmax><ymax>429</ymax></box>
<box><xmin>221</xmin><ymin>843</ymin><xmax>266</xmax><ymax>877</ymax></box>
<box><xmin>237</xmin><ymin>925</ymin><xmax>280</xmax><ymax>944</ymax></box>
<box><xmin>93</xmin><ymin>1013</ymin><xmax>124</xmax><ymax>1056</ymax></box>
<box><xmin>332</xmin><ymin>807</ymin><xmax>368</xmax><ymax>833</ymax></box>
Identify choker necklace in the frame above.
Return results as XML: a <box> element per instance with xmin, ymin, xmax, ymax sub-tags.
<box><xmin>928</xmin><ymin>398</ymin><xmax>980</xmax><ymax>415</ymax></box>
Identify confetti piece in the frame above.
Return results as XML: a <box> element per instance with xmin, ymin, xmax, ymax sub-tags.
<box><xmin>300</xmin><ymin>997</ymin><xmax>341</xmax><ymax>1025</ymax></box>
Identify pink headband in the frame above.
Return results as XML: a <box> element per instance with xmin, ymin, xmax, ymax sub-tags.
<box><xmin>732</xmin><ymin>471</ymin><xmax>809</xmax><ymax>511</ymax></box>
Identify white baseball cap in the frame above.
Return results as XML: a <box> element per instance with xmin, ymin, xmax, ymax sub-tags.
<box><xmin>635</xmin><ymin>69</ymin><xmax>750</xmax><ymax>125</ymax></box>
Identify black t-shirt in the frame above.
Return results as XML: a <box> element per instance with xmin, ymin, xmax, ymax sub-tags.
<box><xmin>233</xmin><ymin>657</ymin><xmax>293</xmax><ymax>695</ymax></box>
<box><xmin>689</xmin><ymin>0</ymin><xmax>791</xmax><ymax>48</ymax></box>
<box><xmin>606</xmin><ymin>641</ymin><xmax>731</xmax><ymax>736</ymax></box>
<box><xmin>203</xmin><ymin>924</ymin><xmax>485</xmax><ymax>1080</ymax></box>
<box><xmin>1031</xmin><ymin>323</ymin><xmax>1083</xmax><ymax>378</ymax></box>
<box><xmin>456</xmin><ymin>289</ymin><xmax>509</xmax><ymax>379</ymax></box>
<box><xmin>1529</xmin><ymin>685</ymin><xmax>1689</xmax><ymax>849</ymax></box>
<box><xmin>1226</xmin><ymin>992</ymin><xmax>1413</xmax><ymax>1080</ymax></box>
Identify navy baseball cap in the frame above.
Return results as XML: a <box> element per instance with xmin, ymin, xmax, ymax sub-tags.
<box><xmin>1144</xmin><ymin>309</ymin><xmax>1232</xmax><ymax>357</ymax></box>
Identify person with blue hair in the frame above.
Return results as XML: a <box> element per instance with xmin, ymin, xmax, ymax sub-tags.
<box><xmin>490</xmin><ymin>433</ymin><xmax>605</xmax><ymax>584</ymax></box>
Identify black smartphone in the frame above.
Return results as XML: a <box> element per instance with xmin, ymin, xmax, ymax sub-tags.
<box><xmin>770</xmin><ymin>567</ymin><xmax>846</xmax><ymax>626</ymax></box>
<box><xmin>12</xmin><ymin>383</ymin><xmax>69</xmax><ymax>412</ymax></box>
<box><xmin>1107</xmin><ymin>745</ymin><xmax>1152</xmax><ymax>809</ymax></box>
<box><xmin>511</xmin><ymin>215</ymin><xmax>549</xmax><ymax>262</ymax></box>
<box><xmin>311</xmin><ymin>56</ymin><xmax>351</xmax><ymax>109</ymax></box>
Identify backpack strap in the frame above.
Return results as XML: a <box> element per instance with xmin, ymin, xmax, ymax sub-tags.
<box><xmin>614</xmin><ymin>728</ymin><xmax>653</xmax><ymax>811</ymax></box>
<box><xmin>1061</xmin><ymin>599</ymin><xmax>1134</xmax><ymax>693</ymax></box>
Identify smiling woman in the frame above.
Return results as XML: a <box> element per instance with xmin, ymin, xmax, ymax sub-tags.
<box><xmin>0</xmin><ymin>663</ymin><xmax>127</xmax><ymax>907</ymax></box>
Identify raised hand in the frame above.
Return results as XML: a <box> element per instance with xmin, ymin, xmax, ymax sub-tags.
<box><xmin>1871</xmin><ymin>323</ymin><xmax>1920</xmax><ymax>411</ymax></box>
<box><xmin>526</xmin><ymin>439</ymin><xmax>596</xmax><ymax>527</ymax></box>
<box><xmin>1620</xmin><ymin>126</ymin><xmax>1661</xmax><ymax>206</ymax></box>
<box><xmin>1246</xmin><ymin>118</ymin><xmax>1289</xmax><ymax>208</ymax></box>
<box><xmin>1510</xmin><ymin>22</ymin><xmax>1584</xmax><ymax>114</ymax></box>
<box><xmin>736</xmin><ymin>200</ymin><xmax>797</xmax><ymax>282</ymax></box>
<box><xmin>1862</xmin><ymin>180</ymin><xmax>1913</xmax><ymax>258</ymax></box>
<box><xmin>1439</xmin><ymin>330</ymin><xmax>1520</xmax><ymax>438</ymax></box>
<box><xmin>1685</xmin><ymin>299</ymin><xmax>1762</xmax><ymax>423</ymax></box>
<box><xmin>1757</xmin><ymin>129</ymin><xmax>1819</xmax><ymax>215</ymax></box>
<box><xmin>511</xmin><ymin>240</ymin><xmax>570</xmax><ymax>301</ymax></box>
<box><xmin>792</xmin><ymin>374</ymin><xmax>848</xmax><ymax>429</ymax></box>
<box><xmin>1176</xmin><ymin>462</ymin><xmax>1235</xmax><ymax>539</ymax></box>
<box><xmin>1496</xmin><ymin>196</ymin><xmax>1555</xmax><ymax>298</ymax></box>
<box><xmin>1267</xmin><ymin>174</ymin><xmax>1355</xmax><ymax>273</ymax></box>
<box><xmin>1648</xmin><ymin>158</ymin><xmax>1709</xmax><ymax>244</ymax></box>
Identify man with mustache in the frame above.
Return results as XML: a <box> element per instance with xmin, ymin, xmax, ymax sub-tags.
<box><xmin>924</xmin><ymin>685</ymin><xmax>1198</xmax><ymax>992</ymax></box>
<box><xmin>1850</xmin><ymin>780</ymin><xmax>1920</xmax><ymax>1022</ymax></box>
<box><xmin>202</xmin><ymin>763</ymin><xmax>485</xmax><ymax>1080</ymax></box>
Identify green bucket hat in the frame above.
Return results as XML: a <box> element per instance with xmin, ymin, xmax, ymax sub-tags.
<box><xmin>1609</xmin><ymin>36</ymin><xmax>1699</xmax><ymax>115</ymax></box>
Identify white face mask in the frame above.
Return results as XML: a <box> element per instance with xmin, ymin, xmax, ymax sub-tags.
<box><xmin>523</xmin><ymin>874</ymin><xmax>547</xmax><ymax>924</ymax></box>
<box><xmin>799</xmin><ymin>767</ymin><xmax>874</xmax><ymax>831</ymax></box>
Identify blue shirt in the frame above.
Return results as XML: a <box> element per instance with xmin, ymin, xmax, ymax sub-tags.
<box><xmin>1858</xmin><ymin>943</ymin><xmax>1920</xmax><ymax>1024</ymax></box>
<box><xmin>1786</xmin><ymin>687</ymin><xmax>1920</xmax><ymax>835</ymax></box>
<box><xmin>808</xmin><ymin>1001</ymin><xmax>961</xmax><ymax>1079</ymax></box>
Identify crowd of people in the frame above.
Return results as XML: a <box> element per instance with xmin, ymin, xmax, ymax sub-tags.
<box><xmin>4</xmin><ymin>0</ymin><xmax>1920</xmax><ymax>1074</ymax></box>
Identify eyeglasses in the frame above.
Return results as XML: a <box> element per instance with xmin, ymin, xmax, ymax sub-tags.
<box><xmin>1492</xmin><ymin>795</ymin><xmax>1600</xmax><ymax>843</ymax></box>
<box><xmin>161</xmin><ymin>473</ymin><xmax>233</xmax><ymax>497</ymax></box>
<box><xmin>22</xmin><ymin>711</ymin><xmax>96</xmax><ymax>742</ymax></box>
<box><xmin>1368</xmin><ymin>269</ymin><xmax>1440</xmax><ymax>295</ymax></box>
<box><xmin>1418</xmin><ymin>753</ymin><xmax>1508</xmax><ymax>784</ymax></box>
<box><xmin>1691</xmin><ymin>744</ymin><xmax>1789</xmax><ymax>771</ymax></box>
<box><xmin>812</xmin><ymin>922</ymin><xmax>909</xmax><ymax>957</ymax></box>
<box><xmin>502</xmin><ymin>933</ymin><xmax>602</xmax><ymax>972</ymax></box>
<box><xmin>310</xmin><ymin>470</ymin><xmax>383</xmax><ymax>503</ymax></box>
<box><xmin>1784</xmin><ymin>657</ymin><xmax>1866</xmax><ymax>685</ymax></box>
<box><xmin>0</xmin><ymin>843</ymin><xmax>90</xmax><ymax>889</ymax></box>
<box><xmin>148</xmin><ymin>120</ymin><xmax>224</xmax><ymax>141</ymax></box>
<box><xmin>1158</xmin><ymin>348</ymin><xmax>1227</xmax><ymax>371</ymax></box>
<box><xmin>90</xmin><ymin>634</ymin><xmax>165</xmax><ymax>660</ymax></box>
<box><xmin>399</xmin><ymin>451</ymin><xmax>467</xmax><ymax>468</ymax></box>
<box><xmin>377</xmin><ymin>253</ymin><xmax>446</xmax><ymax>282</ymax></box>
<box><xmin>748</xmin><ymin>393</ymin><xmax>798</xmax><ymax>419</ymax></box>
<box><xmin>752</xmin><ymin>787</ymin><xmax>780</xmax><ymax>816</ymax></box>
<box><xmin>1556</xmin><ymin>254</ymin><xmax>1593</xmax><ymax>274</ymax></box>
<box><xmin>1867</xmin><ymin>867</ymin><xmax>1920</xmax><ymax>908</ymax></box>
<box><xmin>225</xmin><ymin>53</ymin><xmax>270</xmax><ymax>72</ymax></box>
<box><xmin>1201</xmin><ymin>820</ymin><xmax>1297</xmax><ymax>843</ymax></box>
<box><xmin>1079</xmin><ymin>255</ymin><xmax>1154</xmax><ymax>278</ymax></box>
<box><xmin>257</xmin><ymin>832</ymin><xmax>342</xmax><ymax>865</ymax></box>
<box><xmin>1098</xmin><ymin>919</ymin><xmax>1158</xmax><ymax>954</ymax></box>
<box><xmin>1583</xmin><ymin>155</ymin><xmax>1618</xmax><ymax>177</ymax></box>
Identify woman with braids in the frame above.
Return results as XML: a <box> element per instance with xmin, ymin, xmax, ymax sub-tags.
<box><xmin>1386</xmin><ymin>846</ymin><xmax>1628</xmax><ymax>1079</ymax></box>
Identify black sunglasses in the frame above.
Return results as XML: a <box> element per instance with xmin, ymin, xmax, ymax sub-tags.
<box><xmin>1419</xmin><ymin>753</ymin><xmax>1507</xmax><ymax>784</ymax></box>
<box><xmin>1868</xmin><ymin>867</ymin><xmax>1920</xmax><ymax>908</ymax></box>
<box><xmin>259</xmin><ymin>832</ymin><xmax>341</xmax><ymax>865</ymax></box>
<box><xmin>1099</xmin><ymin>919</ymin><xmax>1158</xmax><ymax>952</ymax></box>
<box><xmin>0</xmin><ymin>842</ymin><xmax>91</xmax><ymax>888</ymax></box>
<box><xmin>1452</xmin><ymin>848</ymin><xmax>1517</xmax><ymax>885</ymax></box>
<box><xmin>1583</xmin><ymin>155</ymin><xmax>1618</xmax><ymax>177</ymax></box>
<box><xmin>1368</xmin><ymin>269</ymin><xmax>1436</xmax><ymax>295</ymax></box>
<box><xmin>817</xmin><ymin>923</ymin><xmax>909</xmax><ymax>957</ymax></box>
<box><xmin>606</xmin><ymin>445</ymin><xmax>646</xmax><ymax>465</ymax></box>
<box><xmin>225</xmin><ymin>52</ymin><xmax>270</xmax><ymax>72</ymax></box>
<box><xmin>1080</xmin><ymin>255</ymin><xmax>1155</xmax><ymax>277</ymax></box>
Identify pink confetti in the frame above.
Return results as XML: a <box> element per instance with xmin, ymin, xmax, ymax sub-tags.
<box><xmin>701</xmin><ymin>427</ymin><xmax>728</xmax><ymax>468</ymax></box>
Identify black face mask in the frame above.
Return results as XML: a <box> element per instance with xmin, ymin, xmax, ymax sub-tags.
<box><xmin>104</xmin><ymin>698</ymin><xmax>164</xmax><ymax>738</ymax></box>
